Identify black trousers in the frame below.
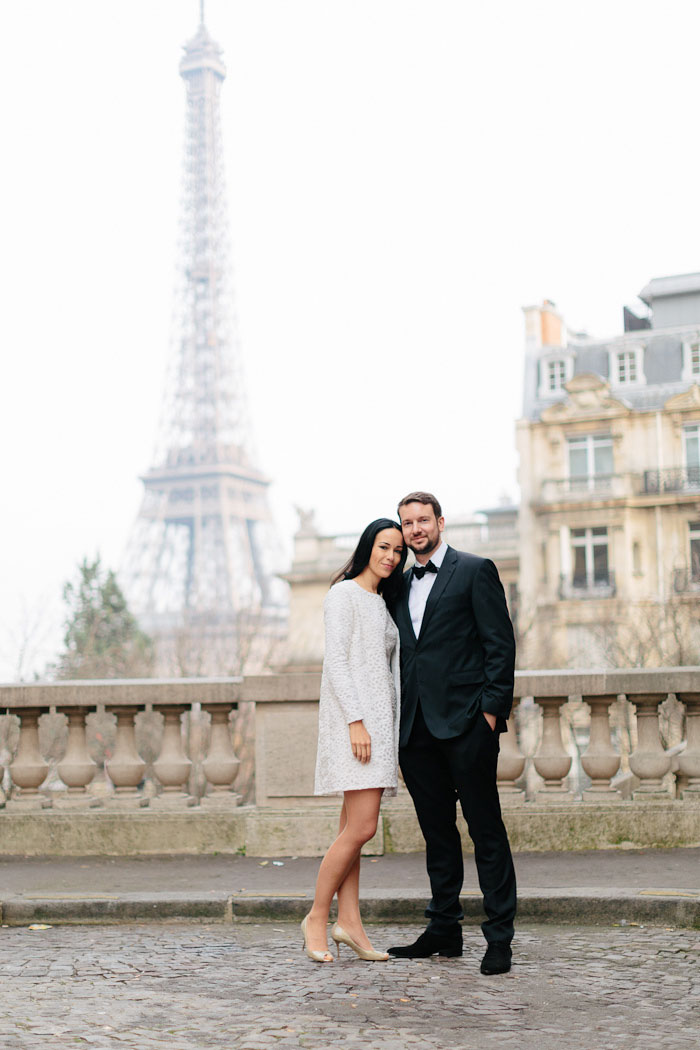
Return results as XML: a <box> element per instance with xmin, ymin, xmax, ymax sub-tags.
<box><xmin>399</xmin><ymin>703</ymin><xmax>517</xmax><ymax>945</ymax></box>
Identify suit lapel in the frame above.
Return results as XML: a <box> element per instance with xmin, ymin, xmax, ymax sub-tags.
<box><xmin>419</xmin><ymin>547</ymin><xmax>457</xmax><ymax>637</ymax></box>
<box><xmin>397</xmin><ymin>568</ymin><xmax>417</xmax><ymax>645</ymax></box>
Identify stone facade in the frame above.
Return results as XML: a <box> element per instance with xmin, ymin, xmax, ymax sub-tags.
<box><xmin>279</xmin><ymin>508</ymin><xmax>519</xmax><ymax>672</ymax></box>
<box><xmin>517</xmin><ymin>277</ymin><xmax>700</xmax><ymax>667</ymax></box>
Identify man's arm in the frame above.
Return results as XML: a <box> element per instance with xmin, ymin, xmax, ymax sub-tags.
<box><xmin>471</xmin><ymin>559</ymin><xmax>516</xmax><ymax>721</ymax></box>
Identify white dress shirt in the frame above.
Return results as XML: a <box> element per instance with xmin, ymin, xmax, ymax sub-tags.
<box><xmin>408</xmin><ymin>540</ymin><xmax>448</xmax><ymax>637</ymax></box>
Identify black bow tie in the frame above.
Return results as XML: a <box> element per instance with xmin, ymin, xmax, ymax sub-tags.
<box><xmin>413</xmin><ymin>561</ymin><xmax>438</xmax><ymax>580</ymax></box>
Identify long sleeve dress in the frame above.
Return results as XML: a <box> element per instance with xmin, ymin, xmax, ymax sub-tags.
<box><xmin>314</xmin><ymin>579</ymin><xmax>400</xmax><ymax>797</ymax></box>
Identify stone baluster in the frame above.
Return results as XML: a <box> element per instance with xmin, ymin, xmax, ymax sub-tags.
<box><xmin>677</xmin><ymin>693</ymin><xmax>700</xmax><ymax>802</ymax></box>
<box><xmin>533</xmin><ymin>696</ymin><xmax>573</xmax><ymax>802</ymax></box>
<box><xmin>151</xmin><ymin>704</ymin><xmax>194</xmax><ymax>807</ymax></box>
<box><xmin>105</xmin><ymin>706</ymin><xmax>148</xmax><ymax>808</ymax></box>
<box><xmin>200</xmin><ymin>704</ymin><xmax>241</xmax><ymax>807</ymax></box>
<box><xmin>7</xmin><ymin>707</ymin><xmax>51</xmax><ymax>810</ymax></box>
<box><xmin>497</xmin><ymin>699</ymin><xmax>525</xmax><ymax>805</ymax></box>
<box><xmin>55</xmin><ymin>707</ymin><xmax>99</xmax><ymax>808</ymax></box>
<box><xmin>628</xmin><ymin>694</ymin><xmax>672</xmax><ymax>800</ymax></box>
<box><xmin>581</xmin><ymin>695</ymin><xmax>621</xmax><ymax>801</ymax></box>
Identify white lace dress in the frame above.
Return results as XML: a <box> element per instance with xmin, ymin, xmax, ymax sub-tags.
<box><xmin>314</xmin><ymin>579</ymin><xmax>400</xmax><ymax>797</ymax></box>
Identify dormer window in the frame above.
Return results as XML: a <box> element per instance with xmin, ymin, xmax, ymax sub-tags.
<box><xmin>682</xmin><ymin>339</ymin><xmax>700</xmax><ymax>383</ymax></box>
<box><xmin>538</xmin><ymin>354</ymin><xmax>573</xmax><ymax>399</ymax></box>
<box><xmin>608</xmin><ymin>345</ymin><xmax>645</xmax><ymax>387</ymax></box>
<box><xmin>547</xmin><ymin>360</ymin><xmax>566</xmax><ymax>392</ymax></box>
<box><xmin>617</xmin><ymin>350</ymin><xmax>637</xmax><ymax>383</ymax></box>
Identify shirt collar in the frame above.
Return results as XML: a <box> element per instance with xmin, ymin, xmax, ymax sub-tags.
<box><xmin>415</xmin><ymin>539</ymin><xmax>448</xmax><ymax>571</ymax></box>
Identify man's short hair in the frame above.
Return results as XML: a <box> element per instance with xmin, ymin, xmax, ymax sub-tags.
<box><xmin>397</xmin><ymin>491</ymin><xmax>442</xmax><ymax>519</ymax></box>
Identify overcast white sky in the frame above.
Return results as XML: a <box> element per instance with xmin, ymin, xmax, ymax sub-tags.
<box><xmin>2</xmin><ymin>0</ymin><xmax>700</xmax><ymax>678</ymax></box>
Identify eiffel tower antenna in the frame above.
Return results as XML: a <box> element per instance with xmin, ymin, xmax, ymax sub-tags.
<box><xmin>200</xmin><ymin>0</ymin><xmax>205</xmax><ymax>26</ymax></box>
<box><xmin>122</xmin><ymin>12</ymin><xmax>287</xmax><ymax>673</ymax></box>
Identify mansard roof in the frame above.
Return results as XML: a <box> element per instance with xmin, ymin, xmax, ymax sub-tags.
<box><xmin>523</xmin><ymin>328</ymin><xmax>698</xmax><ymax>421</ymax></box>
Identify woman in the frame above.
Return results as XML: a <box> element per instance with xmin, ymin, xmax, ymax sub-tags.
<box><xmin>301</xmin><ymin>518</ymin><xmax>407</xmax><ymax>963</ymax></box>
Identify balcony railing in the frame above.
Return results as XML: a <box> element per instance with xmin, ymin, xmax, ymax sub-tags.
<box><xmin>643</xmin><ymin>466</ymin><xmax>700</xmax><ymax>494</ymax></box>
<box><xmin>541</xmin><ymin>474</ymin><xmax>635</xmax><ymax>502</ymax></box>
<box><xmin>444</xmin><ymin>521</ymin><xmax>519</xmax><ymax>557</ymax></box>
<box><xmin>559</xmin><ymin>571</ymin><xmax>616</xmax><ymax>600</ymax></box>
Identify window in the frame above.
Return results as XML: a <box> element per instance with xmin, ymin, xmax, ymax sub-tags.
<box><xmin>537</xmin><ymin>354</ymin><xmax>573</xmax><ymax>398</ymax></box>
<box><xmin>682</xmin><ymin>339</ymin><xmax>700</xmax><ymax>382</ymax></box>
<box><xmin>617</xmin><ymin>350</ymin><xmax>637</xmax><ymax>383</ymax></box>
<box><xmin>692</xmin><ymin>343</ymin><xmax>700</xmax><ymax>376</ymax></box>
<box><xmin>609</xmin><ymin>345</ymin><xmax>644</xmax><ymax>386</ymax></box>
<box><xmin>685</xmin><ymin>425</ymin><xmax>700</xmax><ymax>470</ymax></box>
<box><xmin>567</xmin><ymin>434</ymin><xmax>613</xmax><ymax>490</ymax></box>
<box><xmin>547</xmin><ymin>360</ymin><xmax>566</xmax><ymax>392</ymax></box>
<box><xmin>571</xmin><ymin>527</ymin><xmax>610</xmax><ymax>589</ymax></box>
<box><xmin>691</xmin><ymin>522</ymin><xmax>700</xmax><ymax>583</ymax></box>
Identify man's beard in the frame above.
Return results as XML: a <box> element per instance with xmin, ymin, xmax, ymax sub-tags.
<box><xmin>408</xmin><ymin>534</ymin><xmax>440</xmax><ymax>557</ymax></box>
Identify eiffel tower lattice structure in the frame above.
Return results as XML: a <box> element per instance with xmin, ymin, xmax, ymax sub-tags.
<box><xmin>122</xmin><ymin>10</ymin><xmax>287</xmax><ymax>675</ymax></box>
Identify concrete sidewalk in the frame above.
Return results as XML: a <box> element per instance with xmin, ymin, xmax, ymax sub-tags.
<box><xmin>2</xmin><ymin>847</ymin><xmax>700</xmax><ymax>927</ymax></box>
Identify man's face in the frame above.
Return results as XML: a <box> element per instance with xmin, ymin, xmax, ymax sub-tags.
<box><xmin>399</xmin><ymin>502</ymin><xmax>444</xmax><ymax>559</ymax></box>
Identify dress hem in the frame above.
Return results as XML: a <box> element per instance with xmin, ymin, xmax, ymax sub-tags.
<box><xmin>313</xmin><ymin>785</ymin><xmax>397</xmax><ymax>798</ymax></box>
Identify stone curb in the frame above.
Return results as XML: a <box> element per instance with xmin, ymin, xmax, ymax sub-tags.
<box><xmin>2</xmin><ymin>889</ymin><xmax>700</xmax><ymax>928</ymax></box>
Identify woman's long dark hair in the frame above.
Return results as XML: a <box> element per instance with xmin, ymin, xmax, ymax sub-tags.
<box><xmin>331</xmin><ymin>518</ymin><xmax>407</xmax><ymax>608</ymax></box>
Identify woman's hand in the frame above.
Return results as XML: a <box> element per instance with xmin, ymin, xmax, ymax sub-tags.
<box><xmin>349</xmin><ymin>720</ymin><xmax>371</xmax><ymax>763</ymax></box>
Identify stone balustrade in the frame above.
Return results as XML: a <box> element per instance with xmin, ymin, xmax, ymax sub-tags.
<box><xmin>1</xmin><ymin>669</ymin><xmax>699</xmax><ymax>856</ymax></box>
<box><xmin>0</xmin><ymin>679</ymin><xmax>244</xmax><ymax>810</ymax></box>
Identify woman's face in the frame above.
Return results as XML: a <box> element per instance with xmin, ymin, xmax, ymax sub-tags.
<box><xmin>369</xmin><ymin>528</ymin><xmax>404</xmax><ymax>579</ymax></box>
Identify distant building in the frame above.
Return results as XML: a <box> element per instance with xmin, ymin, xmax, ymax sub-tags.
<box><xmin>517</xmin><ymin>274</ymin><xmax>700</xmax><ymax>667</ymax></box>
<box><xmin>280</xmin><ymin>507</ymin><xmax>519</xmax><ymax>671</ymax></box>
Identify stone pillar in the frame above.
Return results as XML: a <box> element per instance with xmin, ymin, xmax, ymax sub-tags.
<box><xmin>151</xmin><ymin>705</ymin><xmax>194</xmax><ymax>807</ymax></box>
<box><xmin>200</xmin><ymin>704</ymin><xmax>241</xmax><ymax>807</ymax></box>
<box><xmin>7</xmin><ymin>707</ymin><xmax>51</xmax><ymax>810</ymax></box>
<box><xmin>497</xmin><ymin>699</ymin><xmax>525</xmax><ymax>805</ymax></box>
<box><xmin>55</xmin><ymin>707</ymin><xmax>99</xmax><ymax>808</ymax></box>
<box><xmin>533</xmin><ymin>696</ymin><xmax>573</xmax><ymax>802</ymax></box>
<box><xmin>677</xmin><ymin>693</ymin><xmax>700</xmax><ymax>802</ymax></box>
<box><xmin>581</xmin><ymin>695</ymin><xmax>621</xmax><ymax>801</ymax></box>
<box><xmin>105</xmin><ymin>706</ymin><xmax>148</xmax><ymax>808</ymax></box>
<box><xmin>629</xmin><ymin>694</ymin><xmax>672</xmax><ymax>800</ymax></box>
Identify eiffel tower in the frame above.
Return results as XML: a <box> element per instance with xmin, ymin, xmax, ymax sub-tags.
<box><xmin>122</xmin><ymin>5</ymin><xmax>287</xmax><ymax>674</ymax></box>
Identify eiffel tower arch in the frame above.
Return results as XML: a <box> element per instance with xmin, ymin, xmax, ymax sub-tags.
<box><xmin>122</xmin><ymin>10</ymin><xmax>287</xmax><ymax>675</ymax></box>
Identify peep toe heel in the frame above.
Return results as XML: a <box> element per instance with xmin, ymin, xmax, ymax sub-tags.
<box><xmin>301</xmin><ymin>915</ymin><xmax>333</xmax><ymax>963</ymax></box>
<box><xmin>331</xmin><ymin>922</ymin><xmax>389</xmax><ymax>961</ymax></box>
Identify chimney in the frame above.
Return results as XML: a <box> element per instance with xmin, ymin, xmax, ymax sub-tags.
<box><xmin>523</xmin><ymin>300</ymin><xmax>564</xmax><ymax>352</ymax></box>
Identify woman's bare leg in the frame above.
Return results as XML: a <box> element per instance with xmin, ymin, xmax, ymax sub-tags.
<box><xmin>335</xmin><ymin>803</ymin><xmax>365</xmax><ymax>946</ymax></box>
<box><xmin>335</xmin><ymin>801</ymin><xmax>377</xmax><ymax>948</ymax></box>
<box><xmin>304</xmin><ymin>788</ymin><xmax>382</xmax><ymax>954</ymax></box>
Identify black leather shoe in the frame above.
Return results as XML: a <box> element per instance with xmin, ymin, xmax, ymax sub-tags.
<box><xmin>480</xmin><ymin>942</ymin><xmax>512</xmax><ymax>975</ymax></box>
<box><xmin>387</xmin><ymin>929</ymin><xmax>463</xmax><ymax>959</ymax></box>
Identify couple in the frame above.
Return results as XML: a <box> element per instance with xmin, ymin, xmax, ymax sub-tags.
<box><xmin>302</xmin><ymin>491</ymin><xmax>517</xmax><ymax>975</ymax></box>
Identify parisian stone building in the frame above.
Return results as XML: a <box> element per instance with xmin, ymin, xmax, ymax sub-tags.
<box><xmin>516</xmin><ymin>274</ymin><xmax>700</xmax><ymax>668</ymax></box>
<box><xmin>280</xmin><ymin>508</ymin><xmax>519</xmax><ymax>672</ymax></box>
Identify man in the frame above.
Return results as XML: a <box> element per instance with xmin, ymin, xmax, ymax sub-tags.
<box><xmin>388</xmin><ymin>491</ymin><xmax>517</xmax><ymax>975</ymax></box>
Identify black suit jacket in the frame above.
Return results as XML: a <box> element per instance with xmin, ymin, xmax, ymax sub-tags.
<box><xmin>394</xmin><ymin>547</ymin><xmax>515</xmax><ymax>747</ymax></box>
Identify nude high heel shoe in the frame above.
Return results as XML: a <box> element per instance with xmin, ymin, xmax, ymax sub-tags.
<box><xmin>331</xmin><ymin>922</ymin><xmax>389</xmax><ymax>961</ymax></box>
<box><xmin>301</xmin><ymin>914</ymin><xmax>333</xmax><ymax>963</ymax></box>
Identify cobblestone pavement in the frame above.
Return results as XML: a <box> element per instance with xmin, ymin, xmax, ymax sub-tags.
<box><xmin>2</xmin><ymin>921</ymin><xmax>699</xmax><ymax>1050</ymax></box>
